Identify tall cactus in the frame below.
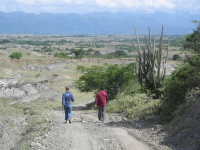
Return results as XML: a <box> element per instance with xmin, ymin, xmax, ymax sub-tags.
<box><xmin>133</xmin><ymin>25</ymin><xmax>169</xmax><ymax>98</ymax></box>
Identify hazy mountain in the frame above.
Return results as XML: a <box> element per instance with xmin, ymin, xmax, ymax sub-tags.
<box><xmin>0</xmin><ymin>11</ymin><xmax>198</xmax><ymax>35</ymax></box>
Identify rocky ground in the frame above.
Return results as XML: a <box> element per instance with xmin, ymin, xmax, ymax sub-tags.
<box><xmin>1</xmin><ymin>98</ymin><xmax>200</xmax><ymax>150</ymax></box>
<box><xmin>28</xmin><ymin>101</ymin><xmax>200</xmax><ymax>150</ymax></box>
<box><xmin>28</xmin><ymin>104</ymin><xmax>172</xmax><ymax>150</ymax></box>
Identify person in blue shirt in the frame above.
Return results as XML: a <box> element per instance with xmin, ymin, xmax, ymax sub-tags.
<box><xmin>62</xmin><ymin>87</ymin><xmax>74</xmax><ymax>124</ymax></box>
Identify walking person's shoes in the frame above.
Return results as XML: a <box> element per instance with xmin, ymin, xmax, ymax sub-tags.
<box><xmin>69</xmin><ymin>119</ymin><xmax>71</xmax><ymax>124</ymax></box>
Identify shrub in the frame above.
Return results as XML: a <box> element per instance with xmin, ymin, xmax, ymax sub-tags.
<box><xmin>160</xmin><ymin>59</ymin><xmax>200</xmax><ymax>118</ymax></box>
<box><xmin>107</xmin><ymin>93</ymin><xmax>160</xmax><ymax>120</ymax></box>
<box><xmin>9</xmin><ymin>52</ymin><xmax>22</xmax><ymax>59</ymax></box>
<box><xmin>54</xmin><ymin>52</ymin><xmax>69</xmax><ymax>58</ymax></box>
<box><xmin>170</xmin><ymin>88</ymin><xmax>200</xmax><ymax>126</ymax></box>
<box><xmin>160</xmin><ymin>78</ymin><xmax>188</xmax><ymax>117</ymax></box>
<box><xmin>172</xmin><ymin>54</ymin><xmax>181</xmax><ymax>61</ymax></box>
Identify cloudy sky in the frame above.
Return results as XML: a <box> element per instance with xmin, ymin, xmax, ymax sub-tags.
<box><xmin>0</xmin><ymin>0</ymin><xmax>199</xmax><ymax>14</ymax></box>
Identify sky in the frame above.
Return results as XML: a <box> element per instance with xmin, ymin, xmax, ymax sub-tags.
<box><xmin>0</xmin><ymin>0</ymin><xmax>199</xmax><ymax>14</ymax></box>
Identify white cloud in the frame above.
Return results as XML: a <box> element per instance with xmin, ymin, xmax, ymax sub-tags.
<box><xmin>16</xmin><ymin>0</ymin><xmax>35</xmax><ymax>5</ymax></box>
<box><xmin>0</xmin><ymin>0</ymin><xmax>199</xmax><ymax>14</ymax></box>
<box><xmin>152</xmin><ymin>0</ymin><xmax>174</xmax><ymax>8</ymax></box>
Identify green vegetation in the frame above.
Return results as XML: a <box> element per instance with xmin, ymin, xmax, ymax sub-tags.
<box><xmin>107</xmin><ymin>94</ymin><xmax>160</xmax><ymax>120</ymax></box>
<box><xmin>172</xmin><ymin>54</ymin><xmax>181</xmax><ymax>61</ymax></box>
<box><xmin>16</xmin><ymin>40</ymin><xmax>52</xmax><ymax>46</ymax></box>
<box><xmin>173</xmin><ymin>36</ymin><xmax>186</xmax><ymax>47</ymax></box>
<box><xmin>184</xmin><ymin>21</ymin><xmax>200</xmax><ymax>54</ymax></box>
<box><xmin>133</xmin><ymin>26</ymin><xmax>169</xmax><ymax>98</ymax></box>
<box><xmin>73</xmin><ymin>48</ymin><xmax>85</xmax><ymax>59</ymax></box>
<box><xmin>0</xmin><ymin>39</ymin><xmax>10</xmax><ymax>44</ymax></box>
<box><xmin>160</xmin><ymin>54</ymin><xmax>200</xmax><ymax>118</ymax></box>
<box><xmin>160</xmin><ymin>21</ymin><xmax>200</xmax><ymax>120</ymax></box>
<box><xmin>55</xmin><ymin>48</ymin><xmax>132</xmax><ymax>59</ymax></box>
<box><xmin>76</xmin><ymin>62</ymin><xmax>137</xmax><ymax>100</ymax></box>
<box><xmin>74</xmin><ymin>23</ymin><xmax>200</xmax><ymax>125</ymax></box>
<box><xmin>9</xmin><ymin>52</ymin><xmax>22</xmax><ymax>59</ymax></box>
<box><xmin>54</xmin><ymin>52</ymin><xmax>69</xmax><ymax>58</ymax></box>
<box><xmin>107</xmin><ymin>50</ymin><xmax>127</xmax><ymax>58</ymax></box>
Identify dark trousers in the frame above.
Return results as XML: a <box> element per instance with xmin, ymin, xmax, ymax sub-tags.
<box><xmin>98</xmin><ymin>106</ymin><xmax>106</xmax><ymax>122</ymax></box>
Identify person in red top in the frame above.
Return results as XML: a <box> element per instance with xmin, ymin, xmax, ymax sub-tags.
<box><xmin>94</xmin><ymin>87</ymin><xmax>108</xmax><ymax>123</ymax></box>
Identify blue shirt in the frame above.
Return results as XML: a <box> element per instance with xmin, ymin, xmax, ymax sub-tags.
<box><xmin>62</xmin><ymin>91</ymin><xmax>74</xmax><ymax>106</ymax></box>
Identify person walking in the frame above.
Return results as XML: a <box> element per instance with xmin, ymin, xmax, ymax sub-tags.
<box><xmin>94</xmin><ymin>87</ymin><xmax>108</xmax><ymax>123</ymax></box>
<box><xmin>62</xmin><ymin>87</ymin><xmax>74</xmax><ymax>124</ymax></box>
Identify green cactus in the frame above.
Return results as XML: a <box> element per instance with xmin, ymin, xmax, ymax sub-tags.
<box><xmin>133</xmin><ymin>25</ymin><xmax>169</xmax><ymax>98</ymax></box>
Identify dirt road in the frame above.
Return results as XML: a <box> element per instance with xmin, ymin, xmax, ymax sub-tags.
<box><xmin>43</xmin><ymin>104</ymin><xmax>152</xmax><ymax>150</ymax></box>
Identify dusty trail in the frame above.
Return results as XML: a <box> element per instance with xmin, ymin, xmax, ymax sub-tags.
<box><xmin>44</xmin><ymin>105</ymin><xmax>151</xmax><ymax>150</ymax></box>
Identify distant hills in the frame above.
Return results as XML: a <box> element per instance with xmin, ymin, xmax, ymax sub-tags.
<box><xmin>0</xmin><ymin>11</ymin><xmax>198</xmax><ymax>35</ymax></box>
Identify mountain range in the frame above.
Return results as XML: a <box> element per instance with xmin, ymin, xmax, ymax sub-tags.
<box><xmin>0</xmin><ymin>11</ymin><xmax>199</xmax><ymax>35</ymax></box>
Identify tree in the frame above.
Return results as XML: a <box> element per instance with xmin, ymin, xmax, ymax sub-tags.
<box><xmin>75</xmin><ymin>63</ymin><xmax>137</xmax><ymax>100</ymax></box>
<box><xmin>111</xmin><ymin>50</ymin><xmax>127</xmax><ymax>58</ymax></box>
<box><xmin>172</xmin><ymin>54</ymin><xmax>181</xmax><ymax>61</ymax></box>
<box><xmin>73</xmin><ymin>48</ymin><xmax>85</xmax><ymax>59</ymax></box>
<box><xmin>9</xmin><ymin>52</ymin><xmax>22</xmax><ymax>59</ymax></box>
<box><xmin>184</xmin><ymin>21</ymin><xmax>200</xmax><ymax>54</ymax></box>
<box><xmin>133</xmin><ymin>26</ymin><xmax>169</xmax><ymax>98</ymax></box>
